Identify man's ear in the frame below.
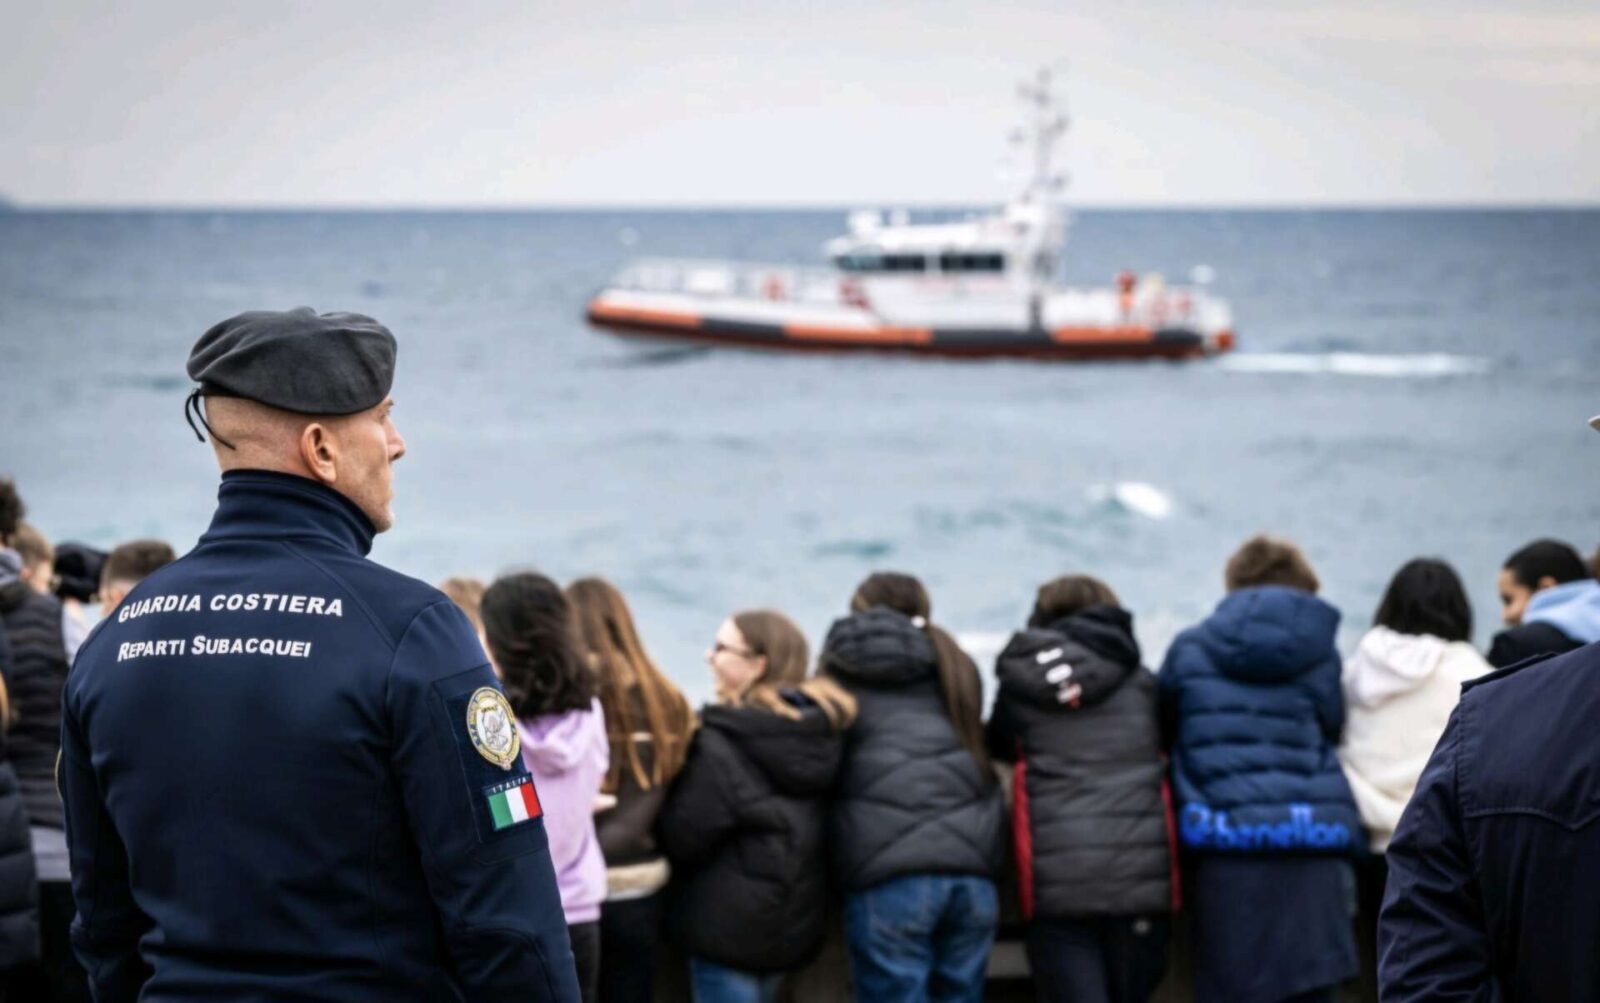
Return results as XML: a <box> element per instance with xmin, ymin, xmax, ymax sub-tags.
<box><xmin>1536</xmin><ymin>575</ymin><xmax>1560</xmax><ymax>592</ymax></box>
<box><xmin>300</xmin><ymin>422</ymin><xmax>339</xmax><ymax>485</ymax></box>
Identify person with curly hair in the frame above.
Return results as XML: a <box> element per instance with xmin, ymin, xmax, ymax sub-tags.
<box><xmin>483</xmin><ymin>572</ymin><xmax>609</xmax><ymax>1003</ymax></box>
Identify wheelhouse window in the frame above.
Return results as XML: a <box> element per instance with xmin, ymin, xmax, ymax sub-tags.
<box><xmin>835</xmin><ymin>252</ymin><xmax>928</xmax><ymax>273</ymax></box>
<box><xmin>938</xmin><ymin>252</ymin><xmax>1006</xmax><ymax>273</ymax></box>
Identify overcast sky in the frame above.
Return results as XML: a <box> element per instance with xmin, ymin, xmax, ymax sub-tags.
<box><xmin>5</xmin><ymin>0</ymin><xmax>1597</xmax><ymax>207</ymax></box>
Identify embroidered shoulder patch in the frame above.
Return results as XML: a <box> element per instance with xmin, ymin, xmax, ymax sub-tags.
<box><xmin>466</xmin><ymin>686</ymin><xmax>520</xmax><ymax>770</ymax></box>
<box><xmin>485</xmin><ymin>775</ymin><xmax>543</xmax><ymax>830</ymax></box>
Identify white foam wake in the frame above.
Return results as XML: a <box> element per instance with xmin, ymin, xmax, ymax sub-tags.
<box><xmin>1085</xmin><ymin>482</ymin><xmax>1175</xmax><ymax>520</ymax></box>
<box><xmin>1219</xmin><ymin>352</ymin><xmax>1491</xmax><ymax>378</ymax></box>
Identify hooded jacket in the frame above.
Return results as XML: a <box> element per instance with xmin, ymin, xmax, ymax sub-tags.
<box><xmin>0</xmin><ymin>627</ymin><xmax>39</xmax><ymax>967</ymax></box>
<box><xmin>1487</xmin><ymin>579</ymin><xmax>1600</xmax><ymax>668</ymax></box>
<box><xmin>1158</xmin><ymin>586</ymin><xmax>1362</xmax><ymax>854</ymax></box>
<box><xmin>823</xmin><ymin>608</ymin><xmax>1004</xmax><ymax>890</ymax></box>
<box><xmin>659</xmin><ymin>695</ymin><xmax>843</xmax><ymax>973</ymax></box>
<box><xmin>1338</xmin><ymin>627</ymin><xmax>1490</xmax><ymax>852</ymax></box>
<box><xmin>518</xmin><ymin>699</ymin><xmax>609</xmax><ymax>925</ymax></box>
<box><xmin>0</xmin><ymin>546</ymin><xmax>70</xmax><ymax>830</ymax></box>
<box><xmin>987</xmin><ymin>605</ymin><xmax>1173</xmax><ymax>919</ymax></box>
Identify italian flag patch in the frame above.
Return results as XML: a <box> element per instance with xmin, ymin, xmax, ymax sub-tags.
<box><xmin>485</xmin><ymin>776</ymin><xmax>542</xmax><ymax>830</ymax></box>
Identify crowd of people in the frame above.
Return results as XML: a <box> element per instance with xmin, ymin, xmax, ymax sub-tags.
<box><xmin>4</xmin><ymin>463</ymin><xmax>1599</xmax><ymax>1002</ymax></box>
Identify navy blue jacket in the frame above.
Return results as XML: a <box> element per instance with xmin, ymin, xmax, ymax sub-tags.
<box><xmin>1379</xmin><ymin>642</ymin><xmax>1600</xmax><ymax>1001</ymax></box>
<box><xmin>1158</xmin><ymin>586</ymin><xmax>1361</xmax><ymax>854</ymax></box>
<box><xmin>61</xmin><ymin>470</ymin><xmax>579</xmax><ymax>1002</ymax></box>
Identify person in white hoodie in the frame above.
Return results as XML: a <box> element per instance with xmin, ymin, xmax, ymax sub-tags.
<box><xmin>1338</xmin><ymin>557</ymin><xmax>1490</xmax><ymax>995</ymax></box>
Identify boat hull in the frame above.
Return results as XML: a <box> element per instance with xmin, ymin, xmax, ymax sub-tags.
<box><xmin>586</xmin><ymin>299</ymin><xmax>1233</xmax><ymax>361</ymax></box>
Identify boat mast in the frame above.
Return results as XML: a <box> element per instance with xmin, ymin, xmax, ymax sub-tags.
<box><xmin>1017</xmin><ymin>66</ymin><xmax>1068</xmax><ymax>207</ymax></box>
<box><xmin>1014</xmin><ymin>67</ymin><xmax>1068</xmax><ymax>329</ymax></box>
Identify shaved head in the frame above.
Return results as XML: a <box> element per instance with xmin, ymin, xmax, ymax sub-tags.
<box><xmin>204</xmin><ymin>397</ymin><xmax>321</xmax><ymax>474</ymax></box>
<box><xmin>201</xmin><ymin>395</ymin><xmax>406</xmax><ymax>532</ymax></box>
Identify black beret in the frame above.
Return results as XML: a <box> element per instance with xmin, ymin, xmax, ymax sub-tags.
<box><xmin>186</xmin><ymin>307</ymin><xmax>397</xmax><ymax>415</ymax></box>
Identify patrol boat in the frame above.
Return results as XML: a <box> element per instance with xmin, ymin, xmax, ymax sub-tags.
<box><xmin>586</xmin><ymin>71</ymin><xmax>1236</xmax><ymax>361</ymax></box>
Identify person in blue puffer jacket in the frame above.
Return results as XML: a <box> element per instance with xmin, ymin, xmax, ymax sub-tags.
<box><xmin>1158</xmin><ymin>535</ymin><xmax>1361</xmax><ymax>1003</ymax></box>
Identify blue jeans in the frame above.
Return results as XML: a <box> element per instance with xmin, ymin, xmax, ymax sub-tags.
<box><xmin>846</xmin><ymin>873</ymin><xmax>999</xmax><ymax>1003</ymax></box>
<box><xmin>688</xmin><ymin>956</ymin><xmax>783</xmax><ymax>1003</ymax></box>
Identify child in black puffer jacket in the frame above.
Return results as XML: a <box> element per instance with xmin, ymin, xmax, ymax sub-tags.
<box><xmin>988</xmin><ymin>574</ymin><xmax>1174</xmax><ymax>1003</ymax></box>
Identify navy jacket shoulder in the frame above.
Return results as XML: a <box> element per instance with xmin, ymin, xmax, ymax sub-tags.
<box><xmin>1381</xmin><ymin>641</ymin><xmax>1600</xmax><ymax>1000</ymax></box>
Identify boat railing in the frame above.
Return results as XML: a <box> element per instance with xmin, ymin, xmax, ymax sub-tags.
<box><xmin>610</xmin><ymin>258</ymin><xmax>851</xmax><ymax>306</ymax></box>
<box><xmin>607</xmin><ymin>258</ymin><xmax>1233</xmax><ymax>330</ymax></box>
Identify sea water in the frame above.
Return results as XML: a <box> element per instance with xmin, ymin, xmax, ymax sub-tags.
<box><xmin>2</xmin><ymin>208</ymin><xmax>1597</xmax><ymax>701</ymax></box>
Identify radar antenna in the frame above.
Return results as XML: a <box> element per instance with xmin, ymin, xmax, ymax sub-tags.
<box><xmin>1015</xmin><ymin>66</ymin><xmax>1069</xmax><ymax>205</ymax></box>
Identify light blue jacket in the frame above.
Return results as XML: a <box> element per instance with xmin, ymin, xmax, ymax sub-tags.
<box><xmin>1525</xmin><ymin>579</ymin><xmax>1600</xmax><ymax>645</ymax></box>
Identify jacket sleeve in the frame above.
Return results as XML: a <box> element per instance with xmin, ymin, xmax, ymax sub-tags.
<box><xmin>61</xmin><ymin>691</ymin><xmax>153</xmax><ymax>1001</ymax></box>
<box><xmin>985</xmin><ymin>694</ymin><xmax>1019</xmax><ymax>764</ymax></box>
<box><xmin>1485</xmin><ymin>629</ymin><xmax>1519</xmax><ymax>669</ymax></box>
<box><xmin>658</xmin><ymin>732</ymin><xmax>740</xmax><ymax>871</ymax></box>
<box><xmin>1310</xmin><ymin>652</ymin><xmax>1346</xmax><ymax>744</ymax></box>
<box><xmin>1377</xmin><ymin>707</ymin><xmax>1492</xmax><ymax>1001</ymax></box>
<box><xmin>1156</xmin><ymin>636</ymin><xmax>1188</xmax><ymax>751</ymax></box>
<box><xmin>387</xmin><ymin>600</ymin><xmax>580</xmax><ymax>1002</ymax></box>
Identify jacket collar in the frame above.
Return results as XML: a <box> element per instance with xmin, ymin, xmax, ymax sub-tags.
<box><xmin>199</xmin><ymin>469</ymin><xmax>376</xmax><ymax>557</ymax></box>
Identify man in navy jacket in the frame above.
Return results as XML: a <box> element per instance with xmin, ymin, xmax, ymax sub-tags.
<box><xmin>1378</xmin><ymin>413</ymin><xmax>1600</xmax><ymax>1001</ymax></box>
<box><xmin>61</xmin><ymin>309</ymin><xmax>579</xmax><ymax>1001</ymax></box>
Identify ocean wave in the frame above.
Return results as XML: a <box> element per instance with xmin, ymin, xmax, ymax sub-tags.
<box><xmin>1085</xmin><ymin>482</ymin><xmax>1175</xmax><ymax>520</ymax></box>
<box><xmin>1219</xmin><ymin>352</ymin><xmax>1491</xmax><ymax>378</ymax></box>
<box><xmin>105</xmin><ymin>373</ymin><xmax>188</xmax><ymax>392</ymax></box>
<box><xmin>812</xmin><ymin>538</ymin><xmax>895</xmax><ymax>560</ymax></box>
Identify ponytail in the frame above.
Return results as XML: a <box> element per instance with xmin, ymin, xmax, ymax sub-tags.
<box><xmin>850</xmin><ymin>572</ymin><xmax>992</xmax><ymax>778</ymax></box>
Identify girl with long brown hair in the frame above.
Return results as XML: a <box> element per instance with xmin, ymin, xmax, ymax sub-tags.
<box><xmin>659</xmin><ymin>609</ymin><xmax>854</xmax><ymax>1003</ymax></box>
<box><xmin>566</xmin><ymin>577</ymin><xmax>695</xmax><ymax>1003</ymax></box>
<box><xmin>820</xmin><ymin>571</ymin><xmax>1004</xmax><ymax>1003</ymax></box>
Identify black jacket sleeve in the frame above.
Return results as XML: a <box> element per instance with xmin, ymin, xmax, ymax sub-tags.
<box><xmin>1377</xmin><ymin>708</ymin><xmax>1493</xmax><ymax>1001</ymax></box>
<box><xmin>61</xmin><ymin>694</ymin><xmax>153</xmax><ymax>1001</ymax></box>
<box><xmin>387</xmin><ymin>601</ymin><xmax>580</xmax><ymax>1001</ymax></box>
<box><xmin>658</xmin><ymin>730</ymin><xmax>740</xmax><ymax>871</ymax></box>
<box><xmin>1486</xmin><ymin>622</ymin><xmax>1578</xmax><ymax>670</ymax></box>
<box><xmin>985</xmin><ymin>695</ymin><xmax>1020</xmax><ymax>765</ymax></box>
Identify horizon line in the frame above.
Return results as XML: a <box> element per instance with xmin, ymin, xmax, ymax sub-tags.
<box><xmin>4</xmin><ymin>198</ymin><xmax>1599</xmax><ymax>214</ymax></box>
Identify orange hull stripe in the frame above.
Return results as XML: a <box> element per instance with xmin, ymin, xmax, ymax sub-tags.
<box><xmin>588</xmin><ymin>303</ymin><xmax>703</xmax><ymax>330</ymax></box>
<box><xmin>782</xmin><ymin>324</ymin><xmax>933</xmax><ymax>345</ymax></box>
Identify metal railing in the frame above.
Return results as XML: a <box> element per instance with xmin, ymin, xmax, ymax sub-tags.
<box><xmin>611</xmin><ymin>258</ymin><xmax>849</xmax><ymax>306</ymax></box>
<box><xmin>607</xmin><ymin>257</ymin><xmax>1234</xmax><ymax>331</ymax></box>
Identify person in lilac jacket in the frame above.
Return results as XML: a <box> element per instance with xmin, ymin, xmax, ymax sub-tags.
<box><xmin>484</xmin><ymin>572</ymin><xmax>610</xmax><ymax>1003</ymax></box>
